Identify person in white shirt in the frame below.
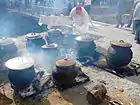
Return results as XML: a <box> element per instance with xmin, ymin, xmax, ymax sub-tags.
<box><xmin>69</xmin><ymin>5</ymin><xmax>89</xmax><ymax>34</ymax></box>
<box><xmin>126</xmin><ymin>0</ymin><xmax>140</xmax><ymax>28</ymax></box>
<box><xmin>84</xmin><ymin>0</ymin><xmax>91</xmax><ymax>14</ymax></box>
<box><xmin>116</xmin><ymin>0</ymin><xmax>126</xmax><ymax>28</ymax></box>
<box><xmin>133</xmin><ymin>2</ymin><xmax>140</xmax><ymax>43</ymax></box>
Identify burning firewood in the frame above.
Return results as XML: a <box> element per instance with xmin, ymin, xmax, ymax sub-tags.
<box><xmin>0</xmin><ymin>92</ymin><xmax>13</xmax><ymax>105</ymax></box>
<box><xmin>109</xmin><ymin>100</ymin><xmax>124</xmax><ymax>105</ymax></box>
<box><xmin>86</xmin><ymin>83</ymin><xmax>107</xmax><ymax>105</ymax></box>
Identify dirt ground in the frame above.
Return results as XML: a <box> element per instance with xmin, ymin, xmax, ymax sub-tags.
<box><xmin>0</xmin><ymin>83</ymin><xmax>138</xmax><ymax>105</ymax></box>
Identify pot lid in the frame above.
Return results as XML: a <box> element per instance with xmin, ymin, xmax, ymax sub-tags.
<box><xmin>69</xmin><ymin>33</ymin><xmax>79</xmax><ymax>36</ymax></box>
<box><xmin>5</xmin><ymin>57</ymin><xmax>34</xmax><ymax>70</ymax></box>
<box><xmin>0</xmin><ymin>37</ymin><xmax>14</xmax><ymax>46</ymax></box>
<box><xmin>42</xmin><ymin>43</ymin><xmax>58</xmax><ymax>49</ymax></box>
<box><xmin>56</xmin><ymin>58</ymin><xmax>75</xmax><ymax>67</ymax></box>
<box><xmin>26</xmin><ymin>33</ymin><xmax>42</xmax><ymax>39</ymax></box>
<box><xmin>75</xmin><ymin>36</ymin><xmax>93</xmax><ymax>42</ymax></box>
<box><xmin>110</xmin><ymin>40</ymin><xmax>132</xmax><ymax>48</ymax></box>
<box><xmin>48</xmin><ymin>28</ymin><xmax>62</xmax><ymax>33</ymax></box>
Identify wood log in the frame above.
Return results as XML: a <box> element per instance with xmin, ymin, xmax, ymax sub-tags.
<box><xmin>0</xmin><ymin>92</ymin><xmax>13</xmax><ymax>105</ymax></box>
<box><xmin>86</xmin><ymin>83</ymin><xmax>107</xmax><ymax>105</ymax></box>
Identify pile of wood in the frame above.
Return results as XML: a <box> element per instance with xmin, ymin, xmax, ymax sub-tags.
<box><xmin>0</xmin><ymin>92</ymin><xmax>13</xmax><ymax>105</ymax></box>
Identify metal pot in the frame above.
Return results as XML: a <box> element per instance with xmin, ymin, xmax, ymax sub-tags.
<box><xmin>5</xmin><ymin>57</ymin><xmax>35</xmax><ymax>89</ymax></box>
<box><xmin>52</xmin><ymin>58</ymin><xmax>77</xmax><ymax>87</ymax></box>
<box><xmin>107</xmin><ymin>40</ymin><xmax>133</xmax><ymax>69</ymax></box>
<box><xmin>0</xmin><ymin>37</ymin><xmax>18</xmax><ymax>61</ymax></box>
<box><xmin>26</xmin><ymin>33</ymin><xmax>46</xmax><ymax>53</ymax></box>
<box><xmin>47</xmin><ymin>28</ymin><xmax>64</xmax><ymax>47</ymax></box>
<box><xmin>75</xmin><ymin>36</ymin><xmax>96</xmax><ymax>58</ymax></box>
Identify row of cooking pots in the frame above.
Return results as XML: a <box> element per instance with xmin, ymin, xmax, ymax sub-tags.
<box><xmin>0</xmin><ymin>28</ymin><xmax>133</xmax><ymax>69</ymax></box>
<box><xmin>25</xmin><ymin>29</ymin><xmax>133</xmax><ymax>69</ymax></box>
<box><xmin>26</xmin><ymin>29</ymin><xmax>96</xmax><ymax>58</ymax></box>
<box><xmin>0</xmin><ymin>31</ymin><xmax>77</xmax><ymax>89</ymax></box>
<box><xmin>5</xmin><ymin>56</ymin><xmax>77</xmax><ymax>89</ymax></box>
<box><xmin>0</xmin><ymin>30</ymin><xmax>133</xmax><ymax>70</ymax></box>
<box><xmin>0</xmin><ymin>29</ymin><xmax>133</xmax><ymax>89</ymax></box>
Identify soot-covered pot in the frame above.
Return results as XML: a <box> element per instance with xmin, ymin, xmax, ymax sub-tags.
<box><xmin>5</xmin><ymin>57</ymin><xmax>35</xmax><ymax>89</ymax></box>
<box><xmin>107</xmin><ymin>40</ymin><xmax>133</xmax><ymax>69</ymax></box>
<box><xmin>75</xmin><ymin>35</ymin><xmax>96</xmax><ymax>58</ymax></box>
<box><xmin>52</xmin><ymin>58</ymin><xmax>77</xmax><ymax>87</ymax></box>
<box><xmin>0</xmin><ymin>37</ymin><xmax>18</xmax><ymax>61</ymax></box>
<box><xmin>26</xmin><ymin>33</ymin><xmax>46</xmax><ymax>52</ymax></box>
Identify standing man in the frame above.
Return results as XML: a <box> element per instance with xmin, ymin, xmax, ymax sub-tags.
<box><xmin>78</xmin><ymin>0</ymin><xmax>84</xmax><ymax>6</ymax></box>
<box><xmin>68</xmin><ymin>0</ymin><xmax>77</xmax><ymax>13</ymax></box>
<box><xmin>69</xmin><ymin>5</ymin><xmax>89</xmax><ymax>34</ymax></box>
<box><xmin>126</xmin><ymin>0</ymin><xmax>140</xmax><ymax>34</ymax></box>
<box><xmin>133</xmin><ymin>2</ymin><xmax>140</xmax><ymax>43</ymax></box>
<box><xmin>116</xmin><ymin>0</ymin><xmax>126</xmax><ymax>28</ymax></box>
<box><xmin>126</xmin><ymin>0</ymin><xmax>140</xmax><ymax>27</ymax></box>
<box><xmin>84</xmin><ymin>0</ymin><xmax>92</xmax><ymax>14</ymax></box>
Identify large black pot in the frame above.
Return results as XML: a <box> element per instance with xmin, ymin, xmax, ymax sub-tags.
<box><xmin>0</xmin><ymin>37</ymin><xmax>18</xmax><ymax>61</ymax></box>
<box><xmin>5</xmin><ymin>57</ymin><xmax>35</xmax><ymax>89</ymax></box>
<box><xmin>52</xmin><ymin>58</ymin><xmax>77</xmax><ymax>87</ymax></box>
<box><xmin>26</xmin><ymin>33</ymin><xmax>46</xmax><ymax>53</ymax></box>
<box><xmin>107</xmin><ymin>40</ymin><xmax>133</xmax><ymax>69</ymax></box>
<box><xmin>75</xmin><ymin>36</ymin><xmax>96</xmax><ymax>58</ymax></box>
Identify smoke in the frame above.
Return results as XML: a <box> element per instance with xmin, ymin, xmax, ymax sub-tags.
<box><xmin>26</xmin><ymin>45</ymin><xmax>58</xmax><ymax>72</ymax></box>
<box><xmin>25</xmin><ymin>36</ymin><xmax>78</xmax><ymax>72</ymax></box>
<box><xmin>0</xmin><ymin>19</ymin><xmax>15</xmax><ymax>37</ymax></box>
<box><xmin>54</xmin><ymin>0</ymin><xmax>68</xmax><ymax>10</ymax></box>
<box><xmin>0</xmin><ymin>9</ymin><xmax>47</xmax><ymax>37</ymax></box>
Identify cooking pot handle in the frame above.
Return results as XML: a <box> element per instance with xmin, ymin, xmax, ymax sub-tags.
<box><xmin>0</xmin><ymin>37</ymin><xmax>7</xmax><ymax>40</ymax></box>
<box><xmin>119</xmin><ymin>40</ymin><xmax>124</xmax><ymax>43</ymax></box>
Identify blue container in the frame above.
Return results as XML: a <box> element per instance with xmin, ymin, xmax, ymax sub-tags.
<box><xmin>5</xmin><ymin>57</ymin><xmax>35</xmax><ymax>89</ymax></box>
<box><xmin>0</xmin><ymin>37</ymin><xmax>18</xmax><ymax>61</ymax></box>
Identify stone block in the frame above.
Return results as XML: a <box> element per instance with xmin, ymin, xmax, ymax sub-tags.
<box><xmin>86</xmin><ymin>83</ymin><xmax>107</xmax><ymax>105</ymax></box>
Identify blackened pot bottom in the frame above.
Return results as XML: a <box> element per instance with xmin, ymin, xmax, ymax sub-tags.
<box><xmin>52</xmin><ymin>67</ymin><xmax>90</xmax><ymax>91</ymax></box>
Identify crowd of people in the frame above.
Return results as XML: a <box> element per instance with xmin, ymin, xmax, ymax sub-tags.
<box><xmin>1</xmin><ymin>0</ymin><xmax>140</xmax><ymax>43</ymax></box>
<box><xmin>116</xmin><ymin>0</ymin><xmax>140</xmax><ymax>43</ymax></box>
<box><xmin>68</xmin><ymin>0</ymin><xmax>92</xmax><ymax>14</ymax></box>
<box><xmin>8</xmin><ymin>0</ymin><xmax>46</xmax><ymax>9</ymax></box>
<box><xmin>3</xmin><ymin>0</ymin><xmax>91</xmax><ymax>16</ymax></box>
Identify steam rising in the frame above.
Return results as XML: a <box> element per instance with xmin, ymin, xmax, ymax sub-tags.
<box><xmin>0</xmin><ymin>11</ymin><xmax>44</xmax><ymax>37</ymax></box>
<box><xmin>26</xmin><ymin>37</ymin><xmax>77</xmax><ymax>72</ymax></box>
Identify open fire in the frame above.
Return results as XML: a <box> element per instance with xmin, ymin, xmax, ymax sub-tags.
<box><xmin>0</xmin><ymin>23</ymin><xmax>139</xmax><ymax>104</ymax></box>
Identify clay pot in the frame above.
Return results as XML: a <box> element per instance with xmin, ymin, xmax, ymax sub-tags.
<box><xmin>0</xmin><ymin>37</ymin><xmax>18</xmax><ymax>61</ymax></box>
<box><xmin>26</xmin><ymin>33</ymin><xmax>46</xmax><ymax>53</ymax></box>
<box><xmin>52</xmin><ymin>58</ymin><xmax>77</xmax><ymax>87</ymax></box>
<box><xmin>5</xmin><ymin>57</ymin><xmax>35</xmax><ymax>89</ymax></box>
<box><xmin>107</xmin><ymin>40</ymin><xmax>133</xmax><ymax>69</ymax></box>
<box><xmin>75</xmin><ymin>36</ymin><xmax>96</xmax><ymax>58</ymax></box>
